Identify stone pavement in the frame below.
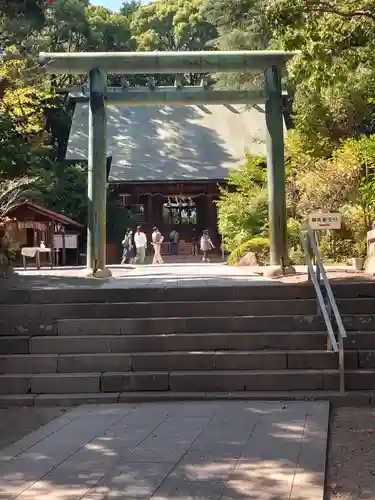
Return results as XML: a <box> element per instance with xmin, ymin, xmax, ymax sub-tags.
<box><xmin>9</xmin><ymin>262</ymin><xmax>363</xmax><ymax>289</ymax></box>
<box><xmin>0</xmin><ymin>401</ymin><xmax>329</xmax><ymax>499</ymax></box>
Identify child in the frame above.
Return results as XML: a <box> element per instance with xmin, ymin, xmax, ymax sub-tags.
<box><xmin>200</xmin><ymin>229</ymin><xmax>214</xmax><ymax>262</ymax></box>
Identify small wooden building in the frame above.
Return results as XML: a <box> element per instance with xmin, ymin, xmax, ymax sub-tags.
<box><xmin>5</xmin><ymin>200</ymin><xmax>82</xmax><ymax>266</ymax></box>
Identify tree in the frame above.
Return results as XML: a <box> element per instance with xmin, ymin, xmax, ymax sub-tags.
<box><xmin>263</xmin><ymin>0</ymin><xmax>375</xmax><ymax>153</ymax></box>
<box><xmin>201</xmin><ymin>0</ymin><xmax>269</xmax><ymax>89</ymax></box>
<box><xmin>31</xmin><ymin>163</ymin><xmax>88</xmax><ymax>225</ymax></box>
<box><xmin>216</xmin><ymin>155</ymin><xmax>268</xmax><ymax>251</ymax></box>
<box><xmin>120</xmin><ymin>0</ymin><xmax>141</xmax><ymax>20</ymax></box>
<box><xmin>0</xmin><ymin>177</ymin><xmax>32</xmax><ymax>220</ymax></box>
<box><xmin>0</xmin><ymin>47</ymin><xmax>54</xmax><ymax>177</ymax></box>
<box><xmin>131</xmin><ymin>0</ymin><xmax>218</xmax><ymax>83</ymax></box>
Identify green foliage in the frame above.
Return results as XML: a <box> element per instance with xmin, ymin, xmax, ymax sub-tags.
<box><xmin>216</xmin><ymin>155</ymin><xmax>268</xmax><ymax>252</ymax></box>
<box><xmin>31</xmin><ymin>163</ymin><xmax>87</xmax><ymax>225</ymax></box>
<box><xmin>227</xmin><ymin>236</ymin><xmax>269</xmax><ymax>265</ymax></box>
<box><xmin>132</xmin><ymin>0</ymin><xmax>218</xmax><ymax>52</ymax></box>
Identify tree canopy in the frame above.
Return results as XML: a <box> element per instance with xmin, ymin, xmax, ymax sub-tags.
<box><xmin>0</xmin><ymin>0</ymin><xmax>375</xmax><ymax>264</ymax></box>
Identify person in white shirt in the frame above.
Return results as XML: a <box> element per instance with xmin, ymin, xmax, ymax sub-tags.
<box><xmin>134</xmin><ymin>226</ymin><xmax>147</xmax><ymax>264</ymax></box>
<box><xmin>151</xmin><ymin>226</ymin><xmax>164</xmax><ymax>264</ymax></box>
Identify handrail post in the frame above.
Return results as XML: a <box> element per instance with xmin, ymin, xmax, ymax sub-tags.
<box><xmin>300</xmin><ymin>226</ymin><xmax>346</xmax><ymax>394</ymax></box>
<box><xmin>339</xmin><ymin>337</ymin><xmax>345</xmax><ymax>393</ymax></box>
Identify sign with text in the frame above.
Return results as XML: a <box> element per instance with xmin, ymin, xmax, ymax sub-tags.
<box><xmin>308</xmin><ymin>213</ymin><xmax>342</xmax><ymax>230</ymax></box>
<box><xmin>53</xmin><ymin>234</ymin><xmax>78</xmax><ymax>249</ymax></box>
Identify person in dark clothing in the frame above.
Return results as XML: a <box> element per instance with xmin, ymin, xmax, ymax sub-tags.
<box><xmin>121</xmin><ymin>229</ymin><xmax>133</xmax><ymax>264</ymax></box>
<box><xmin>169</xmin><ymin>228</ymin><xmax>179</xmax><ymax>255</ymax></box>
<box><xmin>191</xmin><ymin>228</ymin><xmax>198</xmax><ymax>256</ymax></box>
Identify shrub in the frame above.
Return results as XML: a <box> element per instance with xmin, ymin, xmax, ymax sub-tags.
<box><xmin>227</xmin><ymin>236</ymin><xmax>269</xmax><ymax>265</ymax></box>
<box><xmin>0</xmin><ymin>228</ymin><xmax>19</xmax><ymax>277</ymax></box>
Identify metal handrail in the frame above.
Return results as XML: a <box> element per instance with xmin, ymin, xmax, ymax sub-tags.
<box><xmin>300</xmin><ymin>225</ymin><xmax>346</xmax><ymax>393</ymax></box>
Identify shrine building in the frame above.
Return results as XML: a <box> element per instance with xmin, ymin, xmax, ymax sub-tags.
<box><xmin>66</xmin><ymin>95</ymin><xmax>287</xmax><ymax>255</ymax></box>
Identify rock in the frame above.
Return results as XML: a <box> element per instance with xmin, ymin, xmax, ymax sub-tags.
<box><xmin>236</xmin><ymin>251</ymin><xmax>259</xmax><ymax>266</ymax></box>
<box><xmin>263</xmin><ymin>265</ymin><xmax>296</xmax><ymax>278</ymax></box>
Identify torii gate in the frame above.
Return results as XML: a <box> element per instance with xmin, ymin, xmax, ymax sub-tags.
<box><xmin>39</xmin><ymin>50</ymin><xmax>295</xmax><ymax>277</ymax></box>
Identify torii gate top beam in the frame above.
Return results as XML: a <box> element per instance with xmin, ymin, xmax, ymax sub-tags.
<box><xmin>39</xmin><ymin>50</ymin><xmax>296</xmax><ymax>75</ymax></box>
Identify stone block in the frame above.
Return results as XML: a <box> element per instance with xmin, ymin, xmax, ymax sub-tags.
<box><xmin>346</xmin><ymin>332</ymin><xmax>375</xmax><ymax>350</ymax></box>
<box><xmin>0</xmin><ymin>394</ymin><xmax>36</xmax><ymax>406</ymax></box>
<box><xmin>0</xmin><ymin>354</ymin><xmax>58</xmax><ymax>373</ymax></box>
<box><xmin>30</xmin><ymin>336</ymin><xmax>112</xmax><ymax>354</ymax></box>
<box><xmin>57</xmin><ymin>317</ymin><xmax>186</xmax><ymax>336</ymax></box>
<box><xmin>31</xmin><ymin>373</ymin><xmax>100</xmax><ymax>394</ymax></box>
<box><xmin>131</xmin><ymin>352</ymin><xmax>214</xmax><ymax>371</ymax></box>
<box><xmin>358</xmin><ymin>351</ymin><xmax>375</xmax><ymax>368</ymax></box>
<box><xmin>57</xmin><ymin>354</ymin><xmax>131</xmax><ymax>373</ymax></box>
<box><xmin>101</xmin><ymin>372</ymin><xmax>169</xmax><ymax>392</ymax></box>
<box><xmin>346</xmin><ymin>370</ymin><xmax>375</xmax><ymax>390</ymax></box>
<box><xmin>0</xmin><ymin>336</ymin><xmax>29</xmax><ymax>354</ymax></box>
<box><xmin>110</xmin><ymin>335</ymin><xmax>167</xmax><ymax>353</ymax></box>
<box><xmin>338</xmin><ymin>298</ymin><xmax>375</xmax><ymax>315</ymax></box>
<box><xmin>213</xmin><ymin>352</ymin><xmax>287</xmax><ymax>370</ymax></box>
<box><xmin>342</xmin><ymin>314</ymin><xmax>375</xmax><ymax>331</ymax></box>
<box><xmin>245</xmin><ymin>370</ymin><xmax>326</xmax><ymax>391</ymax></box>
<box><xmin>34</xmin><ymin>393</ymin><xmax>120</xmax><ymax>406</ymax></box>
<box><xmin>0</xmin><ymin>374</ymin><xmax>31</xmax><ymax>394</ymax></box>
<box><xmin>287</xmin><ymin>351</ymin><xmax>338</xmax><ymax>370</ymax></box>
<box><xmin>169</xmin><ymin>371</ymin><xmax>247</xmax><ymax>392</ymax></box>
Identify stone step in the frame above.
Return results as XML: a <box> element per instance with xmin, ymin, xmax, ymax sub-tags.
<box><xmin>1</xmin><ymin>369</ymin><xmax>375</xmax><ymax>394</ymax></box>
<box><xmin>29</xmin><ymin>332</ymin><xmax>328</xmax><ymax>353</ymax></box>
<box><xmin>53</xmin><ymin>315</ymin><xmax>375</xmax><ymax>336</ymax></box>
<box><xmin>4</xmin><ymin>282</ymin><xmax>375</xmax><ymax>305</ymax></box>
<box><xmin>3</xmin><ymin>331</ymin><xmax>375</xmax><ymax>355</ymax></box>
<box><xmin>0</xmin><ymin>285</ymin><xmax>319</xmax><ymax>305</ymax></box>
<box><xmin>1</xmin><ymin>390</ymin><xmax>374</xmax><ymax>407</ymax></box>
<box><xmin>0</xmin><ymin>350</ymin><xmax>362</xmax><ymax>373</ymax></box>
<box><xmin>0</xmin><ymin>299</ymin><xmax>319</xmax><ymax>322</ymax></box>
<box><xmin>2</xmin><ymin>297</ymin><xmax>375</xmax><ymax>323</ymax></box>
<box><xmin>55</xmin><ymin>315</ymin><xmax>326</xmax><ymax>336</ymax></box>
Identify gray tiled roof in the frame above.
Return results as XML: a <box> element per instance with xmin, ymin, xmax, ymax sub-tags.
<box><xmin>66</xmin><ymin>103</ymin><xmax>284</xmax><ymax>182</ymax></box>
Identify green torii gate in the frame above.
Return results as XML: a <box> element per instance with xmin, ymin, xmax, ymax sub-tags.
<box><xmin>39</xmin><ymin>50</ymin><xmax>295</xmax><ymax>277</ymax></box>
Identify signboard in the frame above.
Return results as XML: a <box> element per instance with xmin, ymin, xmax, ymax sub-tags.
<box><xmin>53</xmin><ymin>234</ymin><xmax>78</xmax><ymax>249</ymax></box>
<box><xmin>308</xmin><ymin>213</ymin><xmax>342</xmax><ymax>230</ymax></box>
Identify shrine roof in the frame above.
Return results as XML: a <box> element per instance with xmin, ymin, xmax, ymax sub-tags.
<box><xmin>9</xmin><ymin>200</ymin><xmax>83</xmax><ymax>228</ymax></box>
<box><xmin>66</xmin><ymin>103</ymin><xmax>286</xmax><ymax>183</ymax></box>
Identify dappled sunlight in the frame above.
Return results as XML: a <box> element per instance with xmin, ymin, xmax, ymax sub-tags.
<box><xmin>0</xmin><ymin>401</ymin><xmax>329</xmax><ymax>499</ymax></box>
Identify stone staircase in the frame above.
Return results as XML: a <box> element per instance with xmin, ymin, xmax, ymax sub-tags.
<box><xmin>1</xmin><ymin>282</ymin><xmax>375</xmax><ymax>405</ymax></box>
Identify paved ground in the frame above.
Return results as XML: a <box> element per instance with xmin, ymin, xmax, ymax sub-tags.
<box><xmin>6</xmin><ymin>263</ymin><xmax>366</xmax><ymax>289</ymax></box>
<box><xmin>0</xmin><ymin>401</ymin><xmax>328</xmax><ymax>500</ymax></box>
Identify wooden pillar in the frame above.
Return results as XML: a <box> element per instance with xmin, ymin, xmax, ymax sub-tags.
<box><xmin>49</xmin><ymin>221</ymin><xmax>55</xmax><ymax>266</ymax></box>
<box><xmin>147</xmin><ymin>195</ymin><xmax>153</xmax><ymax>229</ymax></box>
<box><xmin>62</xmin><ymin>232</ymin><xmax>66</xmax><ymax>266</ymax></box>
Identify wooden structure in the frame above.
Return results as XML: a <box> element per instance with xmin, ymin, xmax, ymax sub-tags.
<box><xmin>112</xmin><ymin>182</ymin><xmax>221</xmax><ymax>251</ymax></box>
<box><xmin>5</xmin><ymin>200</ymin><xmax>82</xmax><ymax>267</ymax></box>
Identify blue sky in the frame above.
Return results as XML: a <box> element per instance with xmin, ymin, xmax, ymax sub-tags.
<box><xmin>91</xmin><ymin>0</ymin><xmax>150</xmax><ymax>13</ymax></box>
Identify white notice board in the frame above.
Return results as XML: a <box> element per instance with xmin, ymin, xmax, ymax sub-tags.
<box><xmin>308</xmin><ymin>213</ymin><xmax>342</xmax><ymax>230</ymax></box>
<box><xmin>53</xmin><ymin>234</ymin><xmax>78</xmax><ymax>249</ymax></box>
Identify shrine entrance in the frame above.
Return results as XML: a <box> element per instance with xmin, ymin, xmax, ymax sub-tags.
<box><xmin>39</xmin><ymin>50</ymin><xmax>296</xmax><ymax>277</ymax></box>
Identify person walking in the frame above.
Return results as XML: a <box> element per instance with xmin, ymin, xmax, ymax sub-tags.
<box><xmin>120</xmin><ymin>228</ymin><xmax>133</xmax><ymax>264</ymax></box>
<box><xmin>151</xmin><ymin>226</ymin><xmax>164</xmax><ymax>264</ymax></box>
<box><xmin>169</xmin><ymin>228</ymin><xmax>179</xmax><ymax>255</ymax></box>
<box><xmin>134</xmin><ymin>226</ymin><xmax>147</xmax><ymax>264</ymax></box>
<box><xmin>200</xmin><ymin>229</ymin><xmax>214</xmax><ymax>263</ymax></box>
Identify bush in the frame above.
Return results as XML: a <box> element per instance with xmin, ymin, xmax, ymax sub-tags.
<box><xmin>227</xmin><ymin>236</ymin><xmax>269</xmax><ymax>265</ymax></box>
<box><xmin>0</xmin><ymin>229</ymin><xmax>19</xmax><ymax>277</ymax></box>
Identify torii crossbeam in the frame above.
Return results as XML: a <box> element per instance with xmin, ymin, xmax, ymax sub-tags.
<box><xmin>39</xmin><ymin>50</ymin><xmax>296</xmax><ymax>277</ymax></box>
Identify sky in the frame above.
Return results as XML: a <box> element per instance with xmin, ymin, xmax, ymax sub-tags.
<box><xmin>90</xmin><ymin>0</ymin><xmax>150</xmax><ymax>13</ymax></box>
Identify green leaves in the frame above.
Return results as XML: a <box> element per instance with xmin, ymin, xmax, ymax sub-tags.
<box><xmin>216</xmin><ymin>155</ymin><xmax>268</xmax><ymax>251</ymax></box>
<box><xmin>131</xmin><ymin>0</ymin><xmax>218</xmax><ymax>53</ymax></box>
